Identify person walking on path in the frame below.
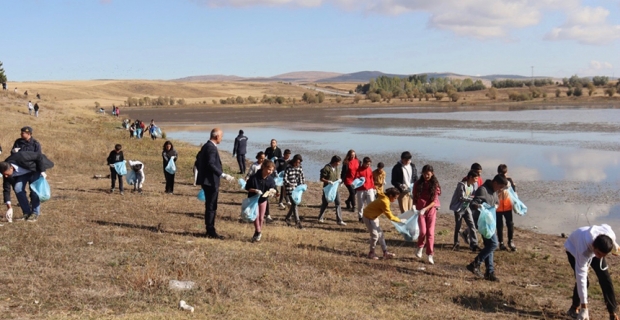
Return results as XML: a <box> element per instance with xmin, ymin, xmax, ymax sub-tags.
<box><xmin>245</xmin><ymin>160</ymin><xmax>277</xmax><ymax>242</ymax></box>
<box><xmin>196</xmin><ymin>128</ymin><xmax>235</xmax><ymax>239</ymax></box>
<box><xmin>27</xmin><ymin>101</ymin><xmax>33</xmax><ymax>116</ymax></box>
<box><xmin>318</xmin><ymin>155</ymin><xmax>346</xmax><ymax>225</ymax></box>
<box><xmin>233</xmin><ymin>130</ymin><xmax>248</xmax><ymax>174</ymax></box>
<box><xmin>341</xmin><ymin>150</ymin><xmax>360</xmax><ymax>212</ymax></box>
<box><xmin>564</xmin><ymin>224</ymin><xmax>619</xmax><ymax>320</ymax></box>
<box><xmin>106</xmin><ymin>144</ymin><xmax>125</xmax><ymax>195</ymax></box>
<box><xmin>391</xmin><ymin>151</ymin><xmax>418</xmax><ymax>214</ymax></box>
<box><xmin>1</xmin><ymin>151</ymin><xmax>54</xmax><ymax>222</ymax></box>
<box><xmin>162</xmin><ymin>141</ymin><xmax>178</xmax><ymax>194</ymax></box>
<box><xmin>283</xmin><ymin>154</ymin><xmax>305</xmax><ymax>229</ymax></box>
<box><xmin>413</xmin><ymin>165</ymin><xmax>441</xmax><ymax>265</ymax></box>
<box><xmin>11</xmin><ymin>126</ymin><xmax>42</xmax><ymax>154</ymax></box>
<box><xmin>34</xmin><ymin>103</ymin><xmax>40</xmax><ymax>117</ymax></box>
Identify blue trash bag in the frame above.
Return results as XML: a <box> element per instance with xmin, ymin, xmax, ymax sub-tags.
<box><xmin>126</xmin><ymin>170</ymin><xmax>137</xmax><ymax>185</ymax></box>
<box><xmin>391</xmin><ymin>209</ymin><xmax>420</xmax><ymax>242</ymax></box>
<box><xmin>240</xmin><ymin>194</ymin><xmax>261</xmax><ymax>222</ymax></box>
<box><xmin>165</xmin><ymin>158</ymin><xmax>177</xmax><ymax>174</ymax></box>
<box><xmin>197</xmin><ymin>189</ymin><xmax>205</xmax><ymax>202</ymax></box>
<box><xmin>31</xmin><ymin>177</ymin><xmax>51</xmax><ymax>202</ymax></box>
<box><xmin>291</xmin><ymin>184</ymin><xmax>308</xmax><ymax>205</ymax></box>
<box><xmin>114</xmin><ymin>161</ymin><xmax>127</xmax><ymax>176</ymax></box>
<box><xmin>508</xmin><ymin>187</ymin><xmax>527</xmax><ymax>216</ymax></box>
<box><xmin>274</xmin><ymin>171</ymin><xmax>285</xmax><ymax>187</ymax></box>
<box><xmin>238</xmin><ymin>178</ymin><xmax>246</xmax><ymax>191</ymax></box>
<box><xmin>352</xmin><ymin>177</ymin><xmax>365</xmax><ymax>189</ymax></box>
<box><xmin>155</xmin><ymin>127</ymin><xmax>162</xmax><ymax>137</ymax></box>
<box><xmin>478</xmin><ymin>204</ymin><xmax>497</xmax><ymax>239</ymax></box>
<box><xmin>323</xmin><ymin>179</ymin><xmax>341</xmax><ymax>203</ymax></box>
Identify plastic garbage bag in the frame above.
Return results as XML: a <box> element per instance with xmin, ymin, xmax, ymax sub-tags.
<box><xmin>391</xmin><ymin>209</ymin><xmax>420</xmax><ymax>241</ymax></box>
<box><xmin>155</xmin><ymin>127</ymin><xmax>162</xmax><ymax>137</ymax></box>
<box><xmin>197</xmin><ymin>189</ymin><xmax>205</xmax><ymax>202</ymax></box>
<box><xmin>352</xmin><ymin>177</ymin><xmax>365</xmax><ymax>189</ymax></box>
<box><xmin>291</xmin><ymin>184</ymin><xmax>308</xmax><ymax>205</ymax></box>
<box><xmin>165</xmin><ymin>158</ymin><xmax>177</xmax><ymax>174</ymax></box>
<box><xmin>508</xmin><ymin>187</ymin><xmax>527</xmax><ymax>216</ymax></box>
<box><xmin>114</xmin><ymin>161</ymin><xmax>127</xmax><ymax>176</ymax></box>
<box><xmin>238</xmin><ymin>178</ymin><xmax>246</xmax><ymax>191</ymax></box>
<box><xmin>478</xmin><ymin>204</ymin><xmax>497</xmax><ymax>239</ymax></box>
<box><xmin>274</xmin><ymin>171</ymin><xmax>285</xmax><ymax>187</ymax></box>
<box><xmin>31</xmin><ymin>177</ymin><xmax>51</xmax><ymax>202</ymax></box>
<box><xmin>126</xmin><ymin>170</ymin><xmax>137</xmax><ymax>185</ymax></box>
<box><xmin>240</xmin><ymin>194</ymin><xmax>261</xmax><ymax>222</ymax></box>
<box><xmin>323</xmin><ymin>179</ymin><xmax>342</xmax><ymax>203</ymax></box>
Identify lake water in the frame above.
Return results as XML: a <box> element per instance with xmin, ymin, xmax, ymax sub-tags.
<box><xmin>167</xmin><ymin>107</ymin><xmax>620</xmax><ymax>235</ymax></box>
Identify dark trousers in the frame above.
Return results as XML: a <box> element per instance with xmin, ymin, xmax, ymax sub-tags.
<box><xmin>454</xmin><ymin>207</ymin><xmax>477</xmax><ymax>247</ymax></box>
<box><xmin>164</xmin><ymin>170</ymin><xmax>175</xmax><ymax>193</ymax></box>
<box><xmin>279</xmin><ymin>186</ymin><xmax>286</xmax><ymax>204</ymax></box>
<box><xmin>496</xmin><ymin>210</ymin><xmax>514</xmax><ymax>244</ymax></box>
<box><xmin>567</xmin><ymin>251</ymin><xmax>617</xmax><ymax>313</ymax></box>
<box><xmin>110</xmin><ymin>167</ymin><xmax>124</xmax><ymax>191</ymax></box>
<box><xmin>202</xmin><ymin>185</ymin><xmax>219</xmax><ymax>236</ymax></box>
<box><xmin>236</xmin><ymin>154</ymin><xmax>246</xmax><ymax>174</ymax></box>
<box><xmin>345</xmin><ymin>184</ymin><xmax>356</xmax><ymax>208</ymax></box>
<box><xmin>318</xmin><ymin>192</ymin><xmax>343</xmax><ymax>222</ymax></box>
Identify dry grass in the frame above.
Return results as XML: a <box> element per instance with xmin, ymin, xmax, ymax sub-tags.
<box><xmin>0</xmin><ymin>90</ymin><xmax>618</xmax><ymax>319</ymax></box>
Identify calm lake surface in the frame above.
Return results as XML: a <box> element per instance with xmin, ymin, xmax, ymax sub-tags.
<box><xmin>167</xmin><ymin>107</ymin><xmax>620</xmax><ymax>235</ymax></box>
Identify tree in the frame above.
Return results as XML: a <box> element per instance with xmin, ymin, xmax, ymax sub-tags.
<box><xmin>587</xmin><ymin>83</ymin><xmax>595</xmax><ymax>96</ymax></box>
<box><xmin>573</xmin><ymin>86</ymin><xmax>583</xmax><ymax>97</ymax></box>
<box><xmin>353</xmin><ymin>95</ymin><xmax>362</xmax><ymax>103</ymax></box>
<box><xmin>566</xmin><ymin>88</ymin><xmax>573</xmax><ymax>96</ymax></box>
<box><xmin>317</xmin><ymin>92</ymin><xmax>325</xmax><ymax>103</ymax></box>
<box><xmin>450</xmin><ymin>92</ymin><xmax>460</xmax><ymax>102</ymax></box>
<box><xmin>486</xmin><ymin>88</ymin><xmax>497</xmax><ymax>100</ymax></box>
<box><xmin>235</xmin><ymin>96</ymin><xmax>245</xmax><ymax>104</ymax></box>
<box><xmin>335</xmin><ymin>96</ymin><xmax>343</xmax><ymax>103</ymax></box>
<box><xmin>0</xmin><ymin>61</ymin><xmax>6</xmax><ymax>83</ymax></box>
<box><xmin>555</xmin><ymin>89</ymin><xmax>561</xmax><ymax>97</ymax></box>
<box><xmin>605</xmin><ymin>87</ymin><xmax>616</xmax><ymax>97</ymax></box>
<box><xmin>302</xmin><ymin>92</ymin><xmax>316</xmax><ymax>103</ymax></box>
<box><xmin>434</xmin><ymin>93</ymin><xmax>445</xmax><ymax>101</ymax></box>
<box><xmin>592</xmin><ymin>76</ymin><xmax>609</xmax><ymax>86</ymax></box>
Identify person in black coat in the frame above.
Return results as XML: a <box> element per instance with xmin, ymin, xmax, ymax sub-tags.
<box><xmin>162</xmin><ymin>141</ymin><xmax>178</xmax><ymax>194</ymax></box>
<box><xmin>196</xmin><ymin>128</ymin><xmax>234</xmax><ymax>239</ymax></box>
<box><xmin>1</xmin><ymin>151</ymin><xmax>54</xmax><ymax>221</ymax></box>
<box><xmin>106</xmin><ymin>144</ymin><xmax>125</xmax><ymax>194</ymax></box>
<box><xmin>264</xmin><ymin>139</ymin><xmax>283</xmax><ymax>161</ymax></box>
<box><xmin>11</xmin><ymin>126</ymin><xmax>42</xmax><ymax>154</ymax></box>
<box><xmin>232</xmin><ymin>130</ymin><xmax>248</xmax><ymax>174</ymax></box>
<box><xmin>390</xmin><ymin>151</ymin><xmax>418</xmax><ymax>214</ymax></box>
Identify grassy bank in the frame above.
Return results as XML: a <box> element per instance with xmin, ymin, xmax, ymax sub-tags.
<box><xmin>0</xmin><ymin>91</ymin><xmax>616</xmax><ymax>319</ymax></box>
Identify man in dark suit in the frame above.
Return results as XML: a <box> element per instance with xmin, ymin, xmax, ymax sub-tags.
<box><xmin>196</xmin><ymin>128</ymin><xmax>234</xmax><ymax>239</ymax></box>
<box><xmin>232</xmin><ymin>129</ymin><xmax>248</xmax><ymax>174</ymax></box>
<box><xmin>1</xmin><ymin>151</ymin><xmax>54</xmax><ymax>222</ymax></box>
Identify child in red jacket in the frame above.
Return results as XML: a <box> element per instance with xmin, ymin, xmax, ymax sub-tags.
<box><xmin>354</xmin><ymin>157</ymin><xmax>375</xmax><ymax>222</ymax></box>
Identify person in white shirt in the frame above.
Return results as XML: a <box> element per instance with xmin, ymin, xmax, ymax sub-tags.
<box><xmin>128</xmin><ymin>160</ymin><xmax>145</xmax><ymax>194</ymax></box>
<box><xmin>27</xmin><ymin>101</ymin><xmax>33</xmax><ymax>116</ymax></box>
<box><xmin>565</xmin><ymin>224</ymin><xmax>619</xmax><ymax>320</ymax></box>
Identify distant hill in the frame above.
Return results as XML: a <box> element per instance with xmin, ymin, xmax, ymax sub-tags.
<box><xmin>173</xmin><ymin>75</ymin><xmax>246</xmax><ymax>82</ymax></box>
<box><xmin>270</xmin><ymin>71</ymin><xmax>342</xmax><ymax>82</ymax></box>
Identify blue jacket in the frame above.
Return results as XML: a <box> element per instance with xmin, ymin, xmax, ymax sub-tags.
<box><xmin>233</xmin><ymin>134</ymin><xmax>248</xmax><ymax>156</ymax></box>
<box><xmin>196</xmin><ymin>141</ymin><xmax>222</xmax><ymax>188</ymax></box>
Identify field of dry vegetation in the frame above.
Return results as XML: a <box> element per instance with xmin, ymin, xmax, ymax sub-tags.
<box><xmin>1</xmin><ymin>89</ymin><xmax>619</xmax><ymax>319</ymax></box>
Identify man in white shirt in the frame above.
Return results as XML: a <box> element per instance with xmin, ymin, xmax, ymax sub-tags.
<box><xmin>28</xmin><ymin>101</ymin><xmax>33</xmax><ymax>115</ymax></box>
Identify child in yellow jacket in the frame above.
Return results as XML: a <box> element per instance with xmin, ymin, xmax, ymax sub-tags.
<box><xmin>373</xmin><ymin>162</ymin><xmax>386</xmax><ymax>195</ymax></box>
<box><xmin>363</xmin><ymin>187</ymin><xmax>402</xmax><ymax>260</ymax></box>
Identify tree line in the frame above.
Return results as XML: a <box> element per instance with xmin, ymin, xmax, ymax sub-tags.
<box><xmin>356</xmin><ymin>75</ymin><xmax>486</xmax><ymax>97</ymax></box>
<box><xmin>126</xmin><ymin>96</ymin><xmax>186</xmax><ymax>106</ymax></box>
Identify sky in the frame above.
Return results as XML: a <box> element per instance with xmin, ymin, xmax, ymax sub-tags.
<box><xmin>1</xmin><ymin>0</ymin><xmax>619</xmax><ymax>81</ymax></box>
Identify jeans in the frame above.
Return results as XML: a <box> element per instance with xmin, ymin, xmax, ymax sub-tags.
<box><xmin>12</xmin><ymin>172</ymin><xmax>42</xmax><ymax>216</ymax></box>
<box><xmin>318</xmin><ymin>191</ymin><xmax>343</xmax><ymax>222</ymax></box>
<box><xmin>567</xmin><ymin>251</ymin><xmax>617</xmax><ymax>313</ymax></box>
<box><xmin>475</xmin><ymin>233</ymin><xmax>498</xmax><ymax>274</ymax></box>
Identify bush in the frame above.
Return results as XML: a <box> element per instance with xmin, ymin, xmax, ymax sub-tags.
<box><xmin>317</xmin><ymin>92</ymin><xmax>325</xmax><ymax>103</ymax></box>
<box><xmin>486</xmin><ymin>88</ymin><xmax>497</xmax><ymax>100</ymax></box>
<box><xmin>275</xmin><ymin>96</ymin><xmax>285</xmax><ymax>104</ymax></box>
<box><xmin>95</xmin><ymin>101</ymin><xmax>100</xmax><ymax>108</ymax></box>
<box><xmin>247</xmin><ymin>96</ymin><xmax>257</xmax><ymax>104</ymax></box>
<box><xmin>508</xmin><ymin>92</ymin><xmax>532</xmax><ymax>101</ymax></box>
<box><xmin>353</xmin><ymin>95</ymin><xmax>362</xmax><ymax>103</ymax></box>
<box><xmin>434</xmin><ymin>93</ymin><xmax>445</xmax><ymax>101</ymax></box>
<box><xmin>555</xmin><ymin>89</ymin><xmax>561</xmax><ymax>97</ymax></box>
<box><xmin>587</xmin><ymin>83</ymin><xmax>595</xmax><ymax>96</ymax></box>
<box><xmin>529</xmin><ymin>87</ymin><xmax>543</xmax><ymax>98</ymax></box>
<box><xmin>335</xmin><ymin>97</ymin><xmax>343</xmax><ymax>103</ymax></box>
<box><xmin>425</xmin><ymin>94</ymin><xmax>431</xmax><ymax>101</ymax></box>
<box><xmin>605</xmin><ymin>87</ymin><xmax>616</xmax><ymax>97</ymax></box>
<box><xmin>367</xmin><ymin>93</ymin><xmax>381</xmax><ymax>103</ymax></box>
<box><xmin>566</xmin><ymin>89</ymin><xmax>573</xmax><ymax>96</ymax></box>
<box><xmin>450</xmin><ymin>92</ymin><xmax>460</xmax><ymax>102</ymax></box>
<box><xmin>573</xmin><ymin>86</ymin><xmax>583</xmax><ymax>97</ymax></box>
<box><xmin>302</xmin><ymin>92</ymin><xmax>317</xmax><ymax>104</ymax></box>
<box><xmin>212</xmin><ymin>100</ymin><xmax>217</xmax><ymax>104</ymax></box>
<box><xmin>235</xmin><ymin>96</ymin><xmax>245</xmax><ymax>104</ymax></box>
<box><xmin>593</xmin><ymin>76</ymin><xmax>609</xmax><ymax>86</ymax></box>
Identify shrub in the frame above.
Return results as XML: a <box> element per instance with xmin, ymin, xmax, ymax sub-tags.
<box><xmin>247</xmin><ymin>96</ymin><xmax>257</xmax><ymax>104</ymax></box>
<box><xmin>434</xmin><ymin>93</ymin><xmax>445</xmax><ymax>101</ymax></box>
<box><xmin>593</xmin><ymin>76</ymin><xmax>609</xmax><ymax>86</ymax></box>
<box><xmin>587</xmin><ymin>83</ymin><xmax>595</xmax><ymax>96</ymax></box>
<box><xmin>302</xmin><ymin>92</ymin><xmax>317</xmax><ymax>104</ymax></box>
<box><xmin>555</xmin><ymin>89</ymin><xmax>561</xmax><ymax>97</ymax></box>
<box><xmin>450</xmin><ymin>92</ymin><xmax>460</xmax><ymax>102</ymax></box>
<box><xmin>335</xmin><ymin>97</ymin><xmax>343</xmax><ymax>103</ymax></box>
<box><xmin>317</xmin><ymin>92</ymin><xmax>325</xmax><ymax>103</ymax></box>
<box><xmin>425</xmin><ymin>94</ymin><xmax>431</xmax><ymax>101</ymax></box>
<box><xmin>353</xmin><ymin>95</ymin><xmax>362</xmax><ymax>103</ymax></box>
<box><xmin>486</xmin><ymin>88</ymin><xmax>498</xmax><ymax>100</ymax></box>
<box><xmin>275</xmin><ymin>96</ymin><xmax>285</xmax><ymax>104</ymax></box>
<box><xmin>508</xmin><ymin>92</ymin><xmax>532</xmax><ymax>101</ymax></box>
<box><xmin>573</xmin><ymin>86</ymin><xmax>583</xmax><ymax>97</ymax></box>
<box><xmin>605</xmin><ymin>87</ymin><xmax>616</xmax><ymax>97</ymax></box>
<box><xmin>235</xmin><ymin>96</ymin><xmax>245</xmax><ymax>104</ymax></box>
<box><xmin>219</xmin><ymin>99</ymin><xmax>227</xmax><ymax>104</ymax></box>
<box><xmin>212</xmin><ymin>100</ymin><xmax>217</xmax><ymax>104</ymax></box>
<box><xmin>529</xmin><ymin>87</ymin><xmax>543</xmax><ymax>98</ymax></box>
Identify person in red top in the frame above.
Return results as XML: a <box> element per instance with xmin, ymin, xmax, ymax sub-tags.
<box><xmin>413</xmin><ymin>164</ymin><xmax>442</xmax><ymax>265</ymax></box>
<box><xmin>341</xmin><ymin>149</ymin><xmax>360</xmax><ymax>212</ymax></box>
<box><xmin>354</xmin><ymin>157</ymin><xmax>375</xmax><ymax>222</ymax></box>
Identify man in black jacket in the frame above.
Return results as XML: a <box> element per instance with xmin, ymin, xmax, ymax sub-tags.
<box><xmin>197</xmin><ymin>128</ymin><xmax>234</xmax><ymax>239</ymax></box>
<box><xmin>1</xmin><ymin>151</ymin><xmax>54</xmax><ymax>222</ymax></box>
<box><xmin>264</xmin><ymin>139</ymin><xmax>283</xmax><ymax>161</ymax></box>
<box><xmin>232</xmin><ymin>130</ymin><xmax>248</xmax><ymax>174</ymax></box>
<box><xmin>11</xmin><ymin>126</ymin><xmax>42</xmax><ymax>154</ymax></box>
<box><xmin>390</xmin><ymin>151</ymin><xmax>418</xmax><ymax>214</ymax></box>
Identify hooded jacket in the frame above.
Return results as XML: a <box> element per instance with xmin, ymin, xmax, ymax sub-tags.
<box><xmin>449</xmin><ymin>181</ymin><xmax>474</xmax><ymax>212</ymax></box>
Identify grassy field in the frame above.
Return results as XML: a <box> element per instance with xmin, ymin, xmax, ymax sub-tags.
<box><xmin>0</xmin><ymin>89</ymin><xmax>618</xmax><ymax>319</ymax></box>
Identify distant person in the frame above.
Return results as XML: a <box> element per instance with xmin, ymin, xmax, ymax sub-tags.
<box><xmin>283</xmin><ymin>154</ymin><xmax>305</xmax><ymax>229</ymax></box>
<box><xmin>275</xmin><ymin>149</ymin><xmax>291</xmax><ymax>209</ymax></box>
<box><xmin>129</xmin><ymin>122</ymin><xmax>136</xmax><ymax>139</ymax></box>
<box><xmin>162</xmin><ymin>141</ymin><xmax>178</xmax><ymax>194</ymax></box>
<box><xmin>391</xmin><ymin>151</ymin><xmax>418</xmax><ymax>214</ymax></box>
<box><xmin>36</xmin><ymin>92</ymin><xmax>40</xmax><ymax>99</ymax></box>
<box><xmin>245</xmin><ymin>152</ymin><xmax>265</xmax><ymax>181</ymax></box>
<box><xmin>362</xmin><ymin>187</ymin><xmax>402</xmax><ymax>260</ymax></box>
<box><xmin>413</xmin><ymin>165</ymin><xmax>441</xmax><ymax>265</ymax></box>
<box><xmin>112</xmin><ymin>105</ymin><xmax>117</xmax><ymax>117</ymax></box>
<box><xmin>245</xmin><ymin>159</ymin><xmax>277</xmax><ymax>243</ymax></box>
<box><xmin>232</xmin><ymin>130</ymin><xmax>248</xmax><ymax>174</ymax></box>
<box><xmin>450</xmin><ymin>170</ymin><xmax>479</xmax><ymax>251</ymax></box>
<box><xmin>106</xmin><ymin>144</ymin><xmax>125</xmax><ymax>195</ymax></box>
<box><xmin>1</xmin><ymin>151</ymin><xmax>54</xmax><ymax>223</ymax></box>
<box><xmin>34</xmin><ymin>103</ymin><xmax>40</xmax><ymax>117</ymax></box>
<box><xmin>11</xmin><ymin>126</ymin><xmax>42</xmax><ymax>154</ymax></box>
<box><xmin>341</xmin><ymin>149</ymin><xmax>360</xmax><ymax>212</ymax></box>
<box><xmin>128</xmin><ymin>160</ymin><xmax>145</xmax><ymax>194</ymax></box>
<box><xmin>196</xmin><ymin>128</ymin><xmax>235</xmax><ymax>239</ymax></box>
<box><xmin>115</xmin><ymin>106</ymin><xmax>120</xmax><ymax>118</ymax></box>
<box><xmin>2</xmin><ymin>82</ymin><xmax>6</xmax><ymax>90</ymax></box>
<box><xmin>135</xmin><ymin>120</ymin><xmax>143</xmax><ymax>139</ymax></box>
<box><xmin>27</xmin><ymin>101</ymin><xmax>33</xmax><ymax>115</ymax></box>
<box><xmin>149</xmin><ymin>120</ymin><xmax>159</xmax><ymax>140</ymax></box>
<box><xmin>372</xmin><ymin>162</ymin><xmax>386</xmax><ymax>195</ymax></box>
<box><xmin>264</xmin><ymin>139</ymin><xmax>282</xmax><ymax>161</ymax></box>
<box><xmin>354</xmin><ymin>157</ymin><xmax>375</xmax><ymax>222</ymax></box>
<box><xmin>139</xmin><ymin>121</ymin><xmax>146</xmax><ymax>138</ymax></box>
<box><xmin>496</xmin><ymin>164</ymin><xmax>517</xmax><ymax>252</ymax></box>
<box><xmin>318</xmin><ymin>155</ymin><xmax>346</xmax><ymax>225</ymax></box>
<box><xmin>24</xmin><ymin>90</ymin><xmax>28</xmax><ymax>97</ymax></box>
<box><xmin>13</xmin><ymin>87</ymin><xmax>17</xmax><ymax>93</ymax></box>
<box><xmin>564</xmin><ymin>224</ymin><xmax>619</xmax><ymax>320</ymax></box>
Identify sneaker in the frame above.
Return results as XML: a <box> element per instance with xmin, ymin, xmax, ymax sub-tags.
<box><xmin>109</xmin><ymin>188</ymin><xmax>115</xmax><ymax>194</ymax></box>
<box><xmin>427</xmin><ymin>255</ymin><xmax>434</xmax><ymax>265</ymax></box>
<box><xmin>265</xmin><ymin>215</ymin><xmax>274</xmax><ymax>223</ymax></box>
<box><xmin>566</xmin><ymin>307</ymin><xmax>579</xmax><ymax>319</ymax></box>
<box><xmin>318</xmin><ymin>219</ymin><xmax>325</xmax><ymax>223</ymax></box>
<box><xmin>466</xmin><ymin>261</ymin><xmax>483</xmax><ymax>278</ymax></box>
<box><xmin>337</xmin><ymin>221</ymin><xmax>347</xmax><ymax>226</ymax></box>
<box><xmin>120</xmin><ymin>191</ymin><xmax>124</xmax><ymax>195</ymax></box>
<box><xmin>451</xmin><ymin>243</ymin><xmax>460</xmax><ymax>251</ymax></box>
<box><xmin>383</xmin><ymin>251</ymin><xmax>396</xmax><ymax>259</ymax></box>
<box><xmin>499</xmin><ymin>243</ymin><xmax>508</xmax><ymax>251</ymax></box>
<box><xmin>284</xmin><ymin>218</ymin><xmax>292</xmax><ymax>226</ymax></box>
<box><xmin>508</xmin><ymin>241</ymin><xmax>517</xmax><ymax>251</ymax></box>
<box><xmin>252</xmin><ymin>233</ymin><xmax>262</xmax><ymax>243</ymax></box>
<box><xmin>415</xmin><ymin>248</ymin><xmax>423</xmax><ymax>259</ymax></box>
<box><xmin>471</xmin><ymin>246</ymin><xmax>481</xmax><ymax>252</ymax></box>
<box><xmin>358</xmin><ymin>217</ymin><xmax>363</xmax><ymax>223</ymax></box>
<box><xmin>27</xmin><ymin>216</ymin><xmax>38</xmax><ymax>223</ymax></box>
<box><xmin>278</xmin><ymin>203</ymin><xmax>286</xmax><ymax>209</ymax></box>
<box><xmin>484</xmin><ymin>272</ymin><xmax>499</xmax><ymax>282</ymax></box>
<box><xmin>368</xmin><ymin>251</ymin><xmax>379</xmax><ymax>260</ymax></box>
<box><xmin>286</xmin><ymin>201</ymin><xmax>292</xmax><ymax>206</ymax></box>
<box><xmin>296</xmin><ymin>221</ymin><xmax>303</xmax><ymax>230</ymax></box>
<box><xmin>17</xmin><ymin>214</ymin><xmax>31</xmax><ymax>221</ymax></box>
<box><xmin>459</xmin><ymin>230</ymin><xmax>470</xmax><ymax>245</ymax></box>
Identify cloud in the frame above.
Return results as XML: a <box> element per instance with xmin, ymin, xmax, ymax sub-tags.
<box><xmin>589</xmin><ymin>60</ymin><xmax>614</xmax><ymax>70</ymax></box>
<box><xmin>545</xmin><ymin>6</ymin><xmax>620</xmax><ymax>45</ymax></box>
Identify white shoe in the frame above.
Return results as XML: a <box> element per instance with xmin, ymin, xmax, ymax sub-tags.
<box><xmin>427</xmin><ymin>255</ymin><xmax>434</xmax><ymax>265</ymax></box>
<box><xmin>278</xmin><ymin>203</ymin><xmax>286</xmax><ymax>209</ymax></box>
<box><xmin>337</xmin><ymin>221</ymin><xmax>347</xmax><ymax>226</ymax></box>
<box><xmin>415</xmin><ymin>248</ymin><xmax>423</xmax><ymax>259</ymax></box>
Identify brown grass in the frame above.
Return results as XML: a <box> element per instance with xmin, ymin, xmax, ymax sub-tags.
<box><xmin>0</xmin><ymin>89</ymin><xmax>618</xmax><ymax>319</ymax></box>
